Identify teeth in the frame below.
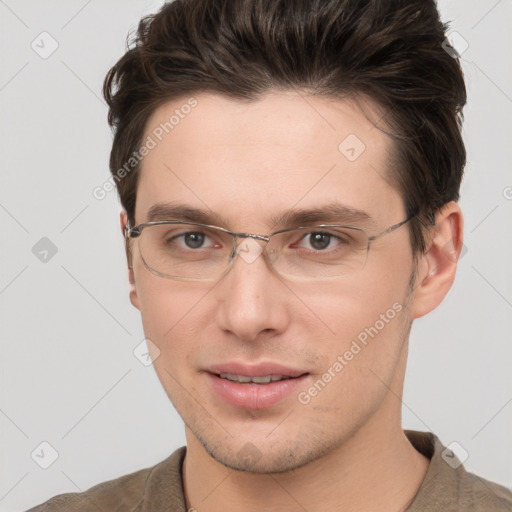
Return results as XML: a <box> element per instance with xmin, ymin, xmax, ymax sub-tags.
<box><xmin>219</xmin><ymin>373</ymin><xmax>290</xmax><ymax>384</ymax></box>
<box><xmin>251</xmin><ymin>376</ymin><xmax>272</xmax><ymax>384</ymax></box>
<box><xmin>220</xmin><ymin>373</ymin><xmax>252</xmax><ymax>383</ymax></box>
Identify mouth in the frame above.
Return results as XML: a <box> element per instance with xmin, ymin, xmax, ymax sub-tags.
<box><xmin>217</xmin><ymin>373</ymin><xmax>298</xmax><ymax>384</ymax></box>
<box><xmin>205</xmin><ymin>363</ymin><xmax>309</xmax><ymax>409</ymax></box>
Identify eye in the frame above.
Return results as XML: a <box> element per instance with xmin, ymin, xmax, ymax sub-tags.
<box><xmin>297</xmin><ymin>231</ymin><xmax>344</xmax><ymax>251</ymax></box>
<box><xmin>168</xmin><ymin>231</ymin><xmax>220</xmax><ymax>250</ymax></box>
<box><xmin>304</xmin><ymin>232</ymin><xmax>333</xmax><ymax>250</ymax></box>
<box><xmin>181</xmin><ymin>232</ymin><xmax>207</xmax><ymax>249</ymax></box>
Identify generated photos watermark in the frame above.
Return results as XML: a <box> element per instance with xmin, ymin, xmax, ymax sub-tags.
<box><xmin>93</xmin><ymin>97</ymin><xmax>198</xmax><ymax>200</ymax></box>
<box><xmin>298</xmin><ymin>301</ymin><xmax>403</xmax><ymax>405</ymax></box>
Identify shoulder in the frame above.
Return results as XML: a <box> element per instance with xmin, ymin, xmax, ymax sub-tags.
<box><xmin>26</xmin><ymin>447</ymin><xmax>187</xmax><ymax>512</ymax></box>
<box><xmin>462</xmin><ymin>471</ymin><xmax>512</xmax><ymax>511</ymax></box>
<box><xmin>406</xmin><ymin>430</ymin><xmax>512</xmax><ymax>511</ymax></box>
<box><xmin>26</xmin><ymin>469</ymin><xmax>149</xmax><ymax>512</ymax></box>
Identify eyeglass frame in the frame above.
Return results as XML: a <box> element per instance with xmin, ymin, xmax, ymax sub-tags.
<box><xmin>124</xmin><ymin>214</ymin><xmax>417</xmax><ymax>281</ymax></box>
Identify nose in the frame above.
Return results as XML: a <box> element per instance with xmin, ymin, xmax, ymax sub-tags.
<box><xmin>214</xmin><ymin>238</ymin><xmax>290</xmax><ymax>342</ymax></box>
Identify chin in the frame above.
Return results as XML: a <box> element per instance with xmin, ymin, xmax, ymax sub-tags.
<box><xmin>194</xmin><ymin>427</ymin><xmax>338</xmax><ymax>474</ymax></box>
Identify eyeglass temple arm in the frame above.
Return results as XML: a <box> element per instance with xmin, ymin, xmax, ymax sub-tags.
<box><xmin>368</xmin><ymin>214</ymin><xmax>418</xmax><ymax>242</ymax></box>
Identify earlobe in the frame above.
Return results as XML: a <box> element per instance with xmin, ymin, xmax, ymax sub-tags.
<box><xmin>410</xmin><ymin>201</ymin><xmax>464</xmax><ymax>319</ymax></box>
<box><xmin>120</xmin><ymin>211</ymin><xmax>132</xmax><ymax>267</ymax></box>
<box><xmin>120</xmin><ymin>211</ymin><xmax>141</xmax><ymax>311</ymax></box>
<box><xmin>128</xmin><ymin>268</ymin><xmax>141</xmax><ymax>311</ymax></box>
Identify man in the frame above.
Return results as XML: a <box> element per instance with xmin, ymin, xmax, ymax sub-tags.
<box><xmin>29</xmin><ymin>0</ymin><xmax>511</xmax><ymax>510</ymax></box>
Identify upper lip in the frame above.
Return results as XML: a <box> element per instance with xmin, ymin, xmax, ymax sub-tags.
<box><xmin>207</xmin><ymin>361</ymin><xmax>308</xmax><ymax>378</ymax></box>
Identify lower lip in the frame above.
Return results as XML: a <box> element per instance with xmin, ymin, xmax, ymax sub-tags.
<box><xmin>206</xmin><ymin>373</ymin><xmax>308</xmax><ymax>410</ymax></box>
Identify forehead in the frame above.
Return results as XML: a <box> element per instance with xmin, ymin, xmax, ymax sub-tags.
<box><xmin>135</xmin><ymin>91</ymin><xmax>403</xmax><ymax>228</ymax></box>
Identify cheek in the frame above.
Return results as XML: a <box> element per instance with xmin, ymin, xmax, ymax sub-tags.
<box><xmin>288</xmin><ymin>265</ymin><xmax>412</xmax><ymax>396</ymax></box>
<box><xmin>294</xmin><ymin>285</ymin><xmax>410</xmax><ymax>418</ymax></box>
<box><xmin>134</xmin><ymin>269</ymin><xmax>212</xmax><ymax>361</ymax></box>
<box><xmin>137</xmin><ymin>282</ymin><xmax>210</xmax><ymax>406</ymax></box>
<box><xmin>288</xmin><ymin>266</ymin><xmax>409</xmax><ymax>338</ymax></box>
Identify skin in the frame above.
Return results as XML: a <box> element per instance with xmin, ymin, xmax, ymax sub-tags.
<box><xmin>124</xmin><ymin>91</ymin><xmax>463</xmax><ymax>511</ymax></box>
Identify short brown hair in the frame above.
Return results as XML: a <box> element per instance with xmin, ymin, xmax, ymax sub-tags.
<box><xmin>103</xmin><ymin>0</ymin><xmax>466</xmax><ymax>253</ymax></box>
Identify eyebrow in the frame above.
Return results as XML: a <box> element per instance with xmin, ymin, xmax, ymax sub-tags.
<box><xmin>145</xmin><ymin>202</ymin><xmax>375</xmax><ymax>230</ymax></box>
<box><xmin>146</xmin><ymin>203</ymin><xmax>231</xmax><ymax>226</ymax></box>
<box><xmin>272</xmin><ymin>204</ymin><xmax>373</xmax><ymax>229</ymax></box>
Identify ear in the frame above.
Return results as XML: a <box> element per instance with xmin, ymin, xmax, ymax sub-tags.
<box><xmin>410</xmin><ymin>201</ymin><xmax>464</xmax><ymax>319</ymax></box>
<box><xmin>120</xmin><ymin>211</ymin><xmax>141</xmax><ymax>311</ymax></box>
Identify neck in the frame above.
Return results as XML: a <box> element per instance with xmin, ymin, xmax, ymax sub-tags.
<box><xmin>183</xmin><ymin>418</ymin><xmax>429</xmax><ymax>510</ymax></box>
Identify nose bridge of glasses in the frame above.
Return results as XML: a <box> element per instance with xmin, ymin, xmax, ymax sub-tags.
<box><xmin>229</xmin><ymin>232</ymin><xmax>271</xmax><ymax>264</ymax></box>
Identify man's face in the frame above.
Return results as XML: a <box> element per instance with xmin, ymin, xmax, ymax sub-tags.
<box><xmin>130</xmin><ymin>92</ymin><xmax>417</xmax><ymax>473</ymax></box>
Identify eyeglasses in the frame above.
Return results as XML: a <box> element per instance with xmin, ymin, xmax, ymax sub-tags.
<box><xmin>125</xmin><ymin>216</ymin><xmax>415</xmax><ymax>282</ymax></box>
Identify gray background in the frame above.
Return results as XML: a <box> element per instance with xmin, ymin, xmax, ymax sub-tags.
<box><xmin>0</xmin><ymin>1</ymin><xmax>511</xmax><ymax>510</ymax></box>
